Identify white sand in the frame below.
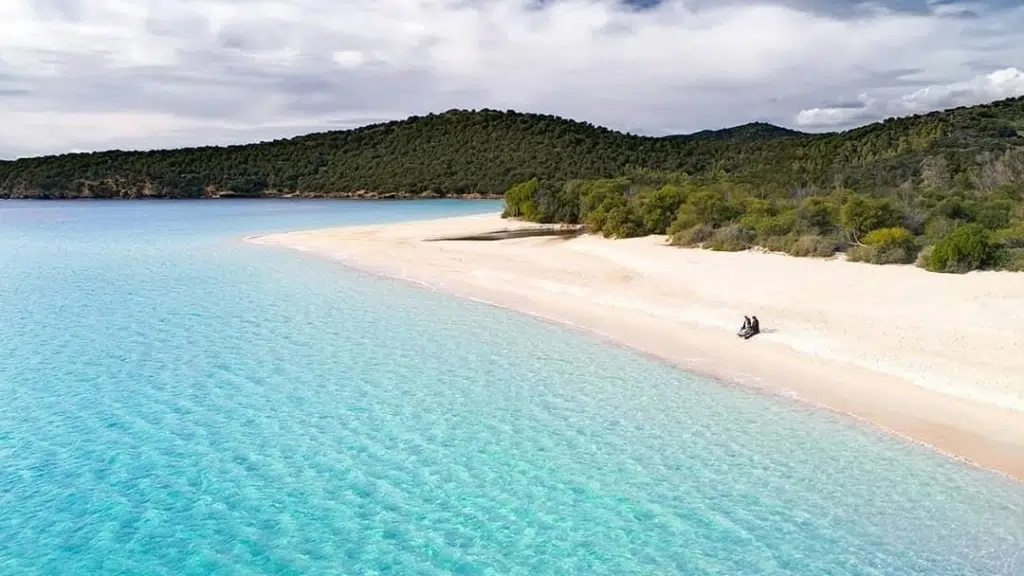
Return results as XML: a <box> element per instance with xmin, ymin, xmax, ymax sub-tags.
<box><xmin>250</xmin><ymin>213</ymin><xmax>1024</xmax><ymax>480</ymax></box>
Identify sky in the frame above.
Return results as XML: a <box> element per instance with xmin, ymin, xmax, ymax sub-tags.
<box><xmin>1</xmin><ymin>0</ymin><xmax>1022</xmax><ymax>159</ymax></box>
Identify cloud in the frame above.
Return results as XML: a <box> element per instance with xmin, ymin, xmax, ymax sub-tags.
<box><xmin>0</xmin><ymin>0</ymin><xmax>1022</xmax><ymax>158</ymax></box>
<box><xmin>795</xmin><ymin>66</ymin><xmax>1024</xmax><ymax>127</ymax></box>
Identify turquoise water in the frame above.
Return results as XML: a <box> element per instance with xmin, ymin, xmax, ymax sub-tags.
<box><xmin>1</xmin><ymin>200</ymin><xmax>1021</xmax><ymax>576</ymax></box>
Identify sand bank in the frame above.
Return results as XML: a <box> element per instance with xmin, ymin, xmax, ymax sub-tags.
<box><xmin>250</xmin><ymin>213</ymin><xmax>1024</xmax><ymax>480</ymax></box>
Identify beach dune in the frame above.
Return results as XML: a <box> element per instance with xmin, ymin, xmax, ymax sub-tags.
<box><xmin>251</xmin><ymin>213</ymin><xmax>1024</xmax><ymax>480</ymax></box>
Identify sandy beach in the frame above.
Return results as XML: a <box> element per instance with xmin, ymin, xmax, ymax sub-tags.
<box><xmin>250</xmin><ymin>213</ymin><xmax>1024</xmax><ymax>480</ymax></box>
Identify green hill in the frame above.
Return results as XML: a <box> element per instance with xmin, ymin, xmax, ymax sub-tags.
<box><xmin>673</xmin><ymin>122</ymin><xmax>808</xmax><ymax>141</ymax></box>
<box><xmin>2</xmin><ymin>97</ymin><xmax>1022</xmax><ymax>200</ymax></box>
<box><xmin>497</xmin><ymin>98</ymin><xmax>1024</xmax><ymax>273</ymax></box>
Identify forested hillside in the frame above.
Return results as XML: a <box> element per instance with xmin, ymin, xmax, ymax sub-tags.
<box><xmin>501</xmin><ymin>98</ymin><xmax>1024</xmax><ymax>273</ymax></box>
<box><xmin>2</xmin><ymin>97</ymin><xmax>1022</xmax><ymax>201</ymax></box>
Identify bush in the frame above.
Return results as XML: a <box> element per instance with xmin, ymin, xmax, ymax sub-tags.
<box><xmin>705</xmin><ymin>224</ymin><xmax>755</xmax><ymax>251</ymax></box>
<box><xmin>840</xmin><ymin>196</ymin><xmax>903</xmax><ymax>237</ymax></box>
<box><xmin>762</xmin><ymin>234</ymin><xmax>797</xmax><ymax>253</ymax></box>
<box><xmin>846</xmin><ymin>245</ymin><xmax>875</xmax><ymax>263</ymax></box>
<box><xmin>795</xmin><ymin>196</ymin><xmax>838</xmax><ymax>235</ymax></box>
<box><xmin>600</xmin><ymin>205</ymin><xmax>645</xmax><ymax>238</ymax></box>
<box><xmin>847</xmin><ymin>244</ymin><xmax>917</xmax><ymax>265</ymax></box>
<box><xmin>502</xmin><ymin>179</ymin><xmax>541</xmax><ymax>220</ymax></box>
<box><xmin>584</xmin><ymin>192</ymin><xmax>629</xmax><ymax>234</ymax></box>
<box><xmin>923</xmin><ymin>216</ymin><xmax>959</xmax><ymax>241</ymax></box>
<box><xmin>635</xmin><ymin>185</ymin><xmax>686</xmax><ymax>235</ymax></box>
<box><xmin>670</xmin><ymin>224</ymin><xmax>714</xmax><ymax>247</ymax></box>
<box><xmin>994</xmin><ymin>248</ymin><xmax>1024</xmax><ymax>271</ymax></box>
<box><xmin>787</xmin><ymin>234</ymin><xmax>840</xmax><ymax>258</ymax></box>
<box><xmin>740</xmin><ymin>211</ymin><xmax>797</xmax><ymax>240</ymax></box>
<box><xmin>915</xmin><ymin>245</ymin><xmax>934</xmax><ymax>268</ymax></box>
<box><xmin>931</xmin><ymin>196</ymin><xmax>973</xmax><ymax>222</ymax></box>
<box><xmin>848</xmin><ymin>226</ymin><xmax>919</xmax><ymax>264</ymax></box>
<box><xmin>687</xmin><ymin>189</ymin><xmax>743</xmax><ymax>227</ymax></box>
<box><xmin>991</xmin><ymin>225</ymin><xmax>1024</xmax><ymax>248</ymax></box>
<box><xmin>923</xmin><ymin>223</ymin><xmax>997</xmax><ymax>273</ymax></box>
<box><xmin>667</xmin><ymin>204</ymin><xmax>701</xmax><ymax>235</ymax></box>
<box><xmin>863</xmin><ymin>226</ymin><xmax>913</xmax><ymax>248</ymax></box>
<box><xmin>534</xmin><ymin>183</ymin><xmax>581</xmax><ymax>224</ymax></box>
<box><xmin>972</xmin><ymin>199</ymin><xmax>1013</xmax><ymax>230</ymax></box>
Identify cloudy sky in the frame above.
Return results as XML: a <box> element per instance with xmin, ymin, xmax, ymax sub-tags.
<box><xmin>1</xmin><ymin>0</ymin><xmax>1022</xmax><ymax>158</ymax></box>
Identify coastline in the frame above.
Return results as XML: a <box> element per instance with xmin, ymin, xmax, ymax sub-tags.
<box><xmin>0</xmin><ymin>192</ymin><xmax>504</xmax><ymax>200</ymax></box>
<box><xmin>249</xmin><ymin>213</ymin><xmax>1024</xmax><ymax>481</ymax></box>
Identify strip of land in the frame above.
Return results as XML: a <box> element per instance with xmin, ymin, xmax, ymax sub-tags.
<box><xmin>250</xmin><ymin>213</ymin><xmax>1024</xmax><ymax>481</ymax></box>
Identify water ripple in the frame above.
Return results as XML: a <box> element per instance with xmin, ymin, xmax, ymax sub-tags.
<box><xmin>0</xmin><ymin>200</ymin><xmax>1021</xmax><ymax>575</ymax></box>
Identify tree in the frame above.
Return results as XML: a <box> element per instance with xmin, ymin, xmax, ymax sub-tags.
<box><xmin>924</xmin><ymin>224</ymin><xmax>997</xmax><ymax>273</ymax></box>
<box><xmin>839</xmin><ymin>196</ymin><xmax>903</xmax><ymax>242</ymax></box>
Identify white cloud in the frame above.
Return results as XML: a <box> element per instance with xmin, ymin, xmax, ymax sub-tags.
<box><xmin>796</xmin><ymin>67</ymin><xmax>1024</xmax><ymax>128</ymax></box>
<box><xmin>331</xmin><ymin>50</ymin><xmax>369</xmax><ymax>69</ymax></box>
<box><xmin>898</xmin><ymin>67</ymin><xmax>1024</xmax><ymax>112</ymax></box>
<box><xmin>0</xmin><ymin>0</ymin><xmax>1022</xmax><ymax>157</ymax></box>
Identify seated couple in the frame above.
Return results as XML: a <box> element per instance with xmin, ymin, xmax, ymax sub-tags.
<box><xmin>738</xmin><ymin>315</ymin><xmax>760</xmax><ymax>339</ymax></box>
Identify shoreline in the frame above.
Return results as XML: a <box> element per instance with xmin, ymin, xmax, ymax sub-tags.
<box><xmin>248</xmin><ymin>213</ymin><xmax>1024</xmax><ymax>481</ymax></box>
<box><xmin>0</xmin><ymin>194</ymin><xmax>504</xmax><ymax>201</ymax></box>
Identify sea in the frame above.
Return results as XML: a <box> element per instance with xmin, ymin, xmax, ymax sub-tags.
<box><xmin>0</xmin><ymin>199</ymin><xmax>1021</xmax><ymax>576</ymax></box>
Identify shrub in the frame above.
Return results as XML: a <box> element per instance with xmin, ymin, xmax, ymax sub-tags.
<box><xmin>762</xmin><ymin>234</ymin><xmax>797</xmax><ymax>253</ymax></box>
<box><xmin>863</xmin><ymin>226</ymin><xmax>913</xmax><ymax>248</ymax></box>
<box><xmin>994</xmin><ymin>248</ymin><xmax>1024</xmax><ymax>271</ymax></box>
<box><xmin>635</xmin><ymin>185</ymin><xmax>686</xmax><ymax>235</ymax></box>
<box><xmin>670</xmin><ymin>224</ymin><xmax>714</xmax><ymax>247</ymax></box>
<box><xmin>600</xmin><ymin>205</ymin><xmax>645</xmax><ymax>238</ymax></box>
<box><xmin>795</xmin><ymin>196</ymin><xmax>838</xmax><ymax>235</ymax></box>
<box><xmin>534</xmin><ymin>183</ymin><xmax>581</xmax><ymax>224</ymax></box>
<box><xmin>879</xmin><ymin>245</ymin><xmax>917</xmax><ymax>264</ymax></box>
<box><xmin>687</xmin><ymin>189</ymin><xmax>743</xmax><ymax>227</ymax></box>
<box><xmin>971</xmin><ymin>199</ymin><xmax>1013</xmax><ymax>230</ymax></box>
<box><xmin>502</xmin><ymin>179</ymin><xmax>541</xmax><ymax>220</ymax></box>
<box><xmin>667</xmin><ymin>204</ymin><xmax>701</xmax><ymax>236</ymax></box>
<box><xmin>923</xmin><ymin>216</ymin><xmax>959</xmax><ymax>241</ymax></box>
<box><xmin>923</xmin><ymin>223</ymin><xmax>997</xmax><ymax>273</ymax></box>
<box><xmin>847</xmin><ymin>244</ymin><xmax>917</xmax><ymax>265</ymax></box>
<box><xmin>931</xmin><ymin>196</ymin><xmax>972</xmax><ymax>221</ymax></box>
<box><xmin>848</xmin><ymin>226</ymin><xmax>919</xmax><ymax>264</ymax></box>
<box><xmin>740</xmin><ymin>211</ymin><xmax>797</xmax><ymax>240</ymax></box>
<box><xmin>787</xmin><ymin>234</ymin><xmax>839</xmax><ymax>258</ymax></box>
<box><xmin>915</xmin><ymin>245</ymin><xmax>934</xmax><ymax>268</ymax></box>
<box><xmin>584</xmin><ymin>192</ymin><xmax>630</xmax><ymax>234</ymax></box>
<box><xmin>840</xmin><ymin>196</ymin><xmax>903</xmax><ymax>238</ymax></box>
<box><xmin>705</xmin><ymin>224</ymin><xmax>755</xmax><ymax>251</ymax></box>
<box><xmin>991</xmin><ymin>225</ymin><xmax>1024</xmax><ymax>248</ymax></box>
<box><xmin>578</xmin><ymin>178</ymin><xmax>632</xmax><ymax>216</ymax></box>
<box><xmin>846</xmin><ymin>245</ymin><xmax>875</xmax><ymax>263</ymax></box>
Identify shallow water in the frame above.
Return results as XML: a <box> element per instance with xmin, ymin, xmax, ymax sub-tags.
<box><xmin>1</xmin><ymin>200</ymin><xmax>1021</xmax><ymax>575</ymax></box>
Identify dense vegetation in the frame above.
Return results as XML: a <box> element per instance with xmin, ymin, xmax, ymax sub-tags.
<box><xmin>4</xmin><ymin>96</ymin><xmax>1020</xmax><ymax>201</ymax></box>
<box><xmin>501</xmin><ymin>97</ymin><xmax>1024</xmax><ymax>273</ymax></box>
<box><xmin>3</xmin><ymin>95</ymin><xmax>1022</xmax><ymax>271</ymax></box>
<box><xmin>0</xmin><ymin>110</ymin><xmax>815</xmax><ymax>200</ymax></box>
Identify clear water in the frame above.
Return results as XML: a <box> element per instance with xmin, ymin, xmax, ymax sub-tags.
<box><xmin>1</xmin><ymin>200</ymin><xmax>1021</xmax><ymax>576</ymax></box>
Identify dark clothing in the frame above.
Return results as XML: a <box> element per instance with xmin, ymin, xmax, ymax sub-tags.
<box><xmin>743</xmin><ymin>316</ymin><xmax>760</xmax><ymax>339</ymax></box>
<box><xmin>740</xmin><ymin>316</ymin><xmax>760</xmax><ymax>339</ymax></box>
<box><xmin>738</xmin><ymin>316</ymin><xmax>751</xmax><ymax>335</ymax></box>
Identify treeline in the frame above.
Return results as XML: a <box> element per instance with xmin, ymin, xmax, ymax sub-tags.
<box><xmin>2</xmin><ymin>96</ymin><xmax>1023</xmax><ymax>199</ymax></box>
<box><xmin>502</xmin><ymin>170</ymin><xmax>1024</xmax><ymax>273</ymax></box>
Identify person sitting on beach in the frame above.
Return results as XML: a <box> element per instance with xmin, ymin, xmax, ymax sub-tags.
<box><xmin>742</xmin><ymin>315</ymin><xmax>761</xmax><ymax>340</ymax></box>
<box><xmin>737</xmin><ymin>315</ymin><xmax>751</xmax><ymax>337</ymax></box>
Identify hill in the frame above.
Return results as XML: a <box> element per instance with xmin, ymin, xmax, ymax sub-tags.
<box><xmin>1</xmin><ymin>97</ymin><xmax>1022</xmax><ymax>200</ymax></box>
<box><xmin>673</xmin><ymin>122</ymin><xmax>808</xmax><ymax>141</ymax></box>
<box><xmin>500</xmin><ymin>98</ymin><xmax>1024</xmax><ymax>274</ymax></box>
